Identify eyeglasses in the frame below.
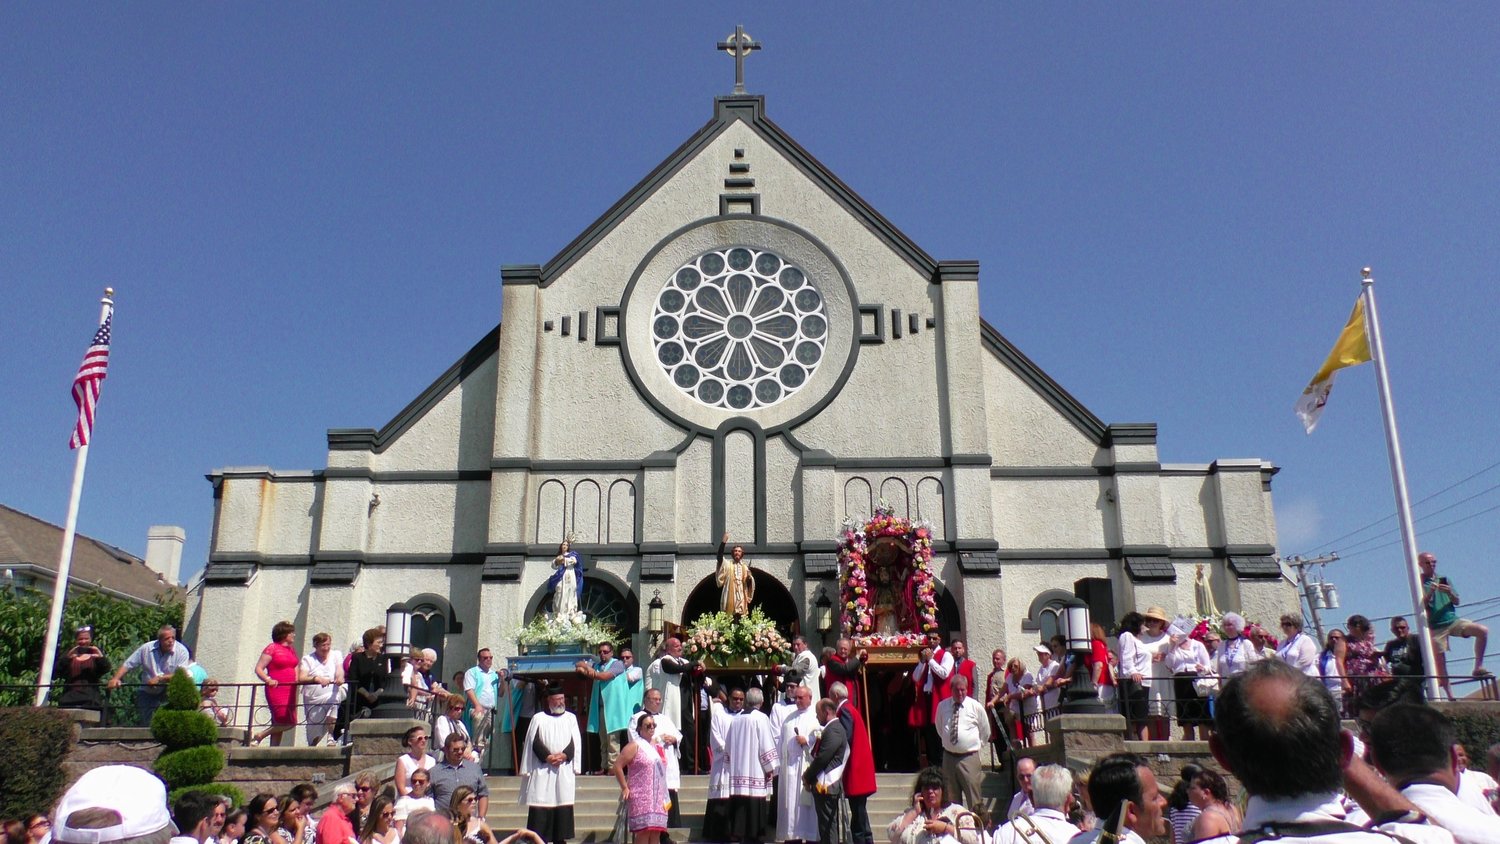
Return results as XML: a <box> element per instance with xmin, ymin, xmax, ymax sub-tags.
<box><xmin>381</xmin><ymin>811</ymin><xmax>395</xmax><ymax>819</ymax></box>
<box><xmin>356</xmin><ymin>786</ymin><xmax>372</xmax><ymax>793</ymax></box>
<box><xmin>411</xmin><ymin>779</ymin><xmax>429</xmax><ymax>786</ymax></box>
<box><xmin>461</xmin><ymin>796</ymin><xmax>476</xmax><ymax>804</ymax></box>
<box><xmin>641</xmin><ymin>722</ymin><xmax>656</xmax><ymax>730</ymax></box>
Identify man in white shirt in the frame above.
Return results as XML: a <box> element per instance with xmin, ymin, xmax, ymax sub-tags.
<box><xmin>993</xmin><ymin>764</ymin><xmax>1077</xmax><ymax>844</ymax></box>
<box><xmin>1196</xmin><ymin>659</ymin><xmax>1456</xmax><ymax>844</ymax></box>
<box><xmin>171</xmin><ymin>792</ymin><xmax>225</xmax><ymax>844</ymax></box>
<box><xmin>1067</xmin><ymin>753</ymin><xmax>1166</xmax><ymax>844</ymax></box>
<box><xmin>1454</xmin><ymin>744</ymin><xmax>1499</xmax><ymax>816</ymax></box>
<box><xmin>1033</xmin><ymin>644</ymin><xmax>1064</xmax><ymax>713</ymax></box>
<box><xmin>935</xmin><ymin>675</ymin><xmax>990</xmax><ymax>811</ymax></box>
<box><xmin>1005</xmin><ymin>756</ymin><xmax>1036</xmax><ymax>820</ymax></box>
<box><xmin>779</xmin><ymin>635</ymin><xmax>821</xmax><ymax>701</ymax></box>
<box><xmin>1368</xmin><ymin>704</ymin><xmax>1500</xmax><ymax>844</ymax></box>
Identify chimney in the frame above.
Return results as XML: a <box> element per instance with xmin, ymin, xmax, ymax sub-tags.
<box><xmin>145</xmin><ymin>525</ymin><xmax>185</xmax><ymax>584</ymax></box>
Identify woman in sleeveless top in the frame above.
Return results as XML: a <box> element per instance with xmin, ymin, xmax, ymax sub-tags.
<box><xmin>613</xmin><ymin>715</ymin><xmax>670</xmax><ymax>844</ymax></box>
<box><xmin>1186</xmin><ymin>769</ymin><xmax>1241</xmax><ymax>841</ymax></box>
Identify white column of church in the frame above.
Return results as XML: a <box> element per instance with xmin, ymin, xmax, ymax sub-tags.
<box><xmin>1211</xmin><ymin>460</ymin><xmax>1280</xmax><ymax>623</ymax></box>
<box><xmin>490</xmin><ymin>272</ymin><xmax>543</xmax><ymax>546</ymax></box>
<box><xmin>1111</xmin><ymin>436</ymin><xmax>1172</xmax><ymax>612</ymax></box>
<box><xmin>934</xmin><ymin>262</ymin><xmax>1002</xmax><ymax>655</ymax></box>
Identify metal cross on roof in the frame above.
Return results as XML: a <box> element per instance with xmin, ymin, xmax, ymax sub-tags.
<box><xmin>717</xmin><ymin>25</ymin><xmax>761</xmax><ymax>94</ymax></box>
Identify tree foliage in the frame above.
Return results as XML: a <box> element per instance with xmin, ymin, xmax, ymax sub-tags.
<box><xmin>0</xmin><ymin>707</ymin><xmax>74</xmax><ymax>817</ymax></box>
<box><xmin>0</xmin><ymin>587</ymin><xmax>183</xmax><ymax>715</ymax></box>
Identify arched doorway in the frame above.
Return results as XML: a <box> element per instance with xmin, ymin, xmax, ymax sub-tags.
<box><xmin>408</xmin><ymin>593</ymin><xmax>463</xmax><ymax>680</ymax></box>
<box><xmin>679</xmin><ymin>570</ymin><xmax>801</xmax><ymax>636</ymax></box>
<box><xmin>525</xmin><ymin>574</ymin><xmax>640</xmax><ymax>644</ymax></box>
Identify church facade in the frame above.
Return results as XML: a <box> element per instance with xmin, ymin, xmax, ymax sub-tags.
<box><xmin>192</xmin><ymin>91</ymin><xmax>1292</xmax><ymax>683</ymax></box>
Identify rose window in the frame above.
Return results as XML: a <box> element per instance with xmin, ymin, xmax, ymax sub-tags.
<box><xmin>651</xmin><ymin>246</ymin><xmax>828</xmax><ymax>410</ymax></box>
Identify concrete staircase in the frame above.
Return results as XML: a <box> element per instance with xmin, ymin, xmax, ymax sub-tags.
<box><xmin>484</xmin><ymin>772</ymin><xmax>1015</xmax><ymax>842</ymax></box>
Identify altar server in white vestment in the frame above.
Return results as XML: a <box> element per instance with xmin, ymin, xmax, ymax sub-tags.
<box><xmin>521</xmin><ymin>686</ymin><xmax>583</xmax><ymax>844</ymax></box>
<box><xmin>776</xmin><ymin>685</ymin><xmax>821</xmax><ymax>844</ymax></box>
<box><xmin>726</xmin><ymin>687</ymin><xmax>780</xmax><ymax>844</ymax></box>
<box><xmin>631</xmin><ymin>688</ymin><xmax>683</xmax><ymax>840</ymax></box>
<box><xmin>704</xmin><ymin>683</ymin><xmax>741</xmax><ymax>843</ymax></box>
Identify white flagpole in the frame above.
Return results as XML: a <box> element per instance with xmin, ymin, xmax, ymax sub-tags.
<box><xmin>35</xmin><ymin>288</ymin><xmax>115</xmax><ymax>707</ymax></box>
<box><xmin>1360</xmin><ymin>268</ymin><xmax>1442</xmax><ymax>702</ymax></box>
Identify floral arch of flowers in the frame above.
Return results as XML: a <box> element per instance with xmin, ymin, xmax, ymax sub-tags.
<box><xmin>838</xmin><ymin>503</ymin><xmax>940</xmax><ymax>644</ymax></box>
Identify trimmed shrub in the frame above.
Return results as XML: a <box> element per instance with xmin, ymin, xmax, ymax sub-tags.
<box><xmin>0</xmin><ymin>706</ymin><xmax>73</xmax><ymax>817</ymax></box>
<box><xmin>154</xmin><ymin>744</ymin><xmax>226</xmax><ymax>787</ymax></box>
<box><xmin>1440</xmin><ymin>701</ymin><xmax>1500</xmax><ymax>759</ymax></box>
<box><xmin>153</xmin><ymin>668</ymin><xmax>223</xmax><ymax>792</ymax></box>
<box><xmin>153</xmin><ymin>707</ymin><xmax>218</xmax><ymax>750</ymax></box>
<box><xmin>169</xmin><ymin>782</ymin><xmax>245</xmax><ymax>808</ymax></box>
<box><xmin>165</xmin><ymin>669</ymin><xmax>202</xmax><ymax>711</ymax></box>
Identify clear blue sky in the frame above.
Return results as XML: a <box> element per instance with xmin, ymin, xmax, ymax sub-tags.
<box><xmin>4</xmin><ymin>6</ymin><xmax>1498</xmax><ymax>658</ymax></box>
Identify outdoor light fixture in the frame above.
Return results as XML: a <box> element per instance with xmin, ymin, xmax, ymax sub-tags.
<box><xmin>814</xmin><ymin>588</ymin><xmax>834</xmax><ymax>638</ymax></box>
<box><xmin>1059</xmin><ymin>599</ymin><xmax>1105</xmax><ymax>715</ymax></box>
<box><xmin>649</xmin><ymin>590</ymin><xmax>665</xmax><ymax>635</ymax></box>
<box><xmin>374</xmin><ymin>602</ymin><xmax>413</xmax><ymax>718</ymax></box>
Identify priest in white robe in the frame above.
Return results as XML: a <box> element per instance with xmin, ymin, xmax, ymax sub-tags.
<box><xmin>726</xmin><ymin>687</ymin><xmax>779</xmax><ymax>844</ymax></box>
<box><xmin>646</xmin><ymin>637</ymin><xmax>698</xmax><ymax>766</ymax></box>
<box><xmin>703</xmin><ymin>682</ymin><xmax>739</xmax><ymax>843</ymax></box>
<box><xmin>520</xmin><ymin>686</ymin><xmax>583</xmax><ymax>844</ymax></box>
<box><xmin>775</xmin><ymin>686</ymin><xmax>820</xmax><ymax>844</ymax></box>
<box><xmin>631</xmin><ymin>688</ymin><xmax>683</xmax><ymax>839</ymax></box>
<box><xmin>779</xmin><ymin>635</ymin><xmax>821</xmax><ymax>702</ymax></box>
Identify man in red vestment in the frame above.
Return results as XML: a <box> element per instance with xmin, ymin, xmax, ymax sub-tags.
<box><xmin>950</xmin><ymin>639</ymin><xmax>978</xmax><ymax>699</ymax></box>
<box><xmin>911</xmin><ymin>631</ymin><xmax>953</xmax><ymax>767</ymax></box>
<box><xmin>823</xmin><ymin>638</ymin><xmax>866</xmax><ymax>716</ymax></box>
<box><xmin>830</xmin><ymin>681</ymin><xmax>877</xmax><ymax>844</ymax></box>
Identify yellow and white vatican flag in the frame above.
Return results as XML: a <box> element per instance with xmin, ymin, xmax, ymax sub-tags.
<box><xmin>1295</xmin><ymin>297</ymin><xmax>1372</xmax><ymax>433</ymax></box>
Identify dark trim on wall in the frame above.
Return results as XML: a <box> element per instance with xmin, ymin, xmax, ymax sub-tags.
<box><xmin>932</xmin><ymin>261</ymin><xmax>979</xmax><ymax>284</ymax></box>
<box><xmin>858</xmin><ymin>304</ymin><xmax>885</xmax><ymax>344</ymax></box>
<box><xmin>327</xmin><ymin>323</ymin><xmax>501</xmax><ymax>454</ymax></box>
<box><xmin>321</xmin><ymin>469</ymin><xmax>492</xmax><ymax>482</ymax></box>
<box><xmin>595</xmin><ymin>306</ymin><xmax>622</xmax><ymax>346</ymax></box>
<box><xmin>1104</xmin><ymin>423</ymin><xmax>1158</xmax><ymax>447</ymax></box>
<box><xmin>991</xmin><ymin>466</ymin><xmax>1109</xmax><ymax>478</ymax></box>
<box><xmin>712</xmin><ymin>419</ymin><xmax>769</xmax><ymax>546</ymax></box>
<box><xmin>501</xmin><ymin>265</ymin><xmax>542</xmax><ymax>286</ymax></box>
<box><xmin>719</xmin><ymin>193</ymin><xmax>761</xmax><ymax>215</ymax></box>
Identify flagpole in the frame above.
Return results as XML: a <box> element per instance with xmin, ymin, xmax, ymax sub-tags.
<box><xmin>1360</xmin><ymin>268</ymin><xmax>1443</xmax><ymax>702</ymax></box>
<box><xmin>35</xmin><ymin>288</ymin><xmax>115</xmax><ymax>707</ymax></box>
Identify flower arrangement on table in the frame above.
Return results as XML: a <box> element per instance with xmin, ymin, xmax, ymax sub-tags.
<box><xmin>1185</xmin><ymin>614</ymin><xmax>1278</xmax><ymax>650</ymax></box>
<box><xmin>515</xmin><ymin>613</ymin><xmax>620</xmax><ymax>653</ymax></box>
<box><xmin>683</xmin><ymin>607</ymin><xmax>792</xmax><ymax>667</ymax></box>
<box><xmin>838</xmin><ymin>502</ymin><xmax>940</xmax><ymax>637</ymax></box>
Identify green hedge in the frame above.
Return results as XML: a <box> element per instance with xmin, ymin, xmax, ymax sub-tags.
<box><xmin>165</xmin><ymin>671</ymin><xmax>201</xmax><ymax>711</ymax></box>
<box><xmin>152</xmin><ymin>708</ymin><xmax>218</xmax><ymax>750</ymax></box>
<box><xmin>1439</xmin><ymin>701</ymin><xmax>1500</xmax><ymax>758</ymax></box>
<box><xmin>154</xmin><ymin>744</ymin><xmax>225</xmax><ymax>788</ymax></box>
<box><xmin>170</xmin><ymin>782</ymin><xmax>245</xmax><ymax>808</ymax></box>
<box><xmin>0</xmin><ymin>707</ymin><xmax>73</xmax><ymax>817</ymax></box>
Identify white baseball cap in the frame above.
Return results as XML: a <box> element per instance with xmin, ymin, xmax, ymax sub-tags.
<box><xmin>52</xmin><ymin>765</ymin><xmax>175</xmax><ymax>844</ymax></box>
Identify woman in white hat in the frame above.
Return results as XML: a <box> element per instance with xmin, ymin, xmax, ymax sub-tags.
<box><xmin>1137</xmin><ymin>606</ymin><xmax>1174</xmax><ymax>740</ymax></box>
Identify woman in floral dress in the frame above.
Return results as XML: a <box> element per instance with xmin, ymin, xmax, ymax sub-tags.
<box><xmin>1343</xmin><ymin>614</ymin><xmax>1388</xmax><ymax>714</ymax></box>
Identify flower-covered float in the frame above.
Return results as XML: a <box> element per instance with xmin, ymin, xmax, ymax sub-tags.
<box><xmin>838</xmin><ymin>503</ymin><xmax>941</xmax><ymax>662</ymax></box>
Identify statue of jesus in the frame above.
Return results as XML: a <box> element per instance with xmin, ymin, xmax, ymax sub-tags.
<box><xmin>717</xmin><ymin>531</ymin><xmax>756</xmax><ymax>616</ymax></box>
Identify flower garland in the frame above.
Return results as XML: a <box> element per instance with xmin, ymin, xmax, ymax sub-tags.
<box><xmin>683</xmin><ymin>608</ymin><xmax>792</xmax><ymax>667</ymax></box>
<box><xmin>837</xmin><ymin>503</ymin><xmax>939</xmax><ymax>636</ymax></box>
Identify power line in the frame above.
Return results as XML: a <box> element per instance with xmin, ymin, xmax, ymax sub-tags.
<box><xmin>1334</xmin><ymin>501</ymin><xmax>1500</xmax><ymax>562</ymax></box>
<box><xmin>1295</xmin><ymin>458</ymin><xmax>1500</xmax><ymax>557</ymax></box>
<box><xmin>1331</xmin><ymin>480</ymin><xmax>1500</xmax><ymax>556</ymax></box>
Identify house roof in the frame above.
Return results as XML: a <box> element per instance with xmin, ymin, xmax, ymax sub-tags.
<box><xmin>0</xmin><ymin>503</ymin><xmax>180</xmax><ymax>604</ymax></box>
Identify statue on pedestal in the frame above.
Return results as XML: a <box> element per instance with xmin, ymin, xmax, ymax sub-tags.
<box><xmin>548</xmin><ymin>539</ymin><xmax>586</xmax><ymax>620</ymax></box>
<box><xmin>717</xmin><ymin>531</ymin><xmax>756</xmax><ymax>617</ymax></box>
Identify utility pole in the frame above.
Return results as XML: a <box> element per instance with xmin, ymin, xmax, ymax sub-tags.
<box><xmin>1284</xmin><ymin>554</ymin><xmax>1340</xmax><ymax>642</ymax></box>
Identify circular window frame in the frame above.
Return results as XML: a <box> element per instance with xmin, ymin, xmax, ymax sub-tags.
<box><xmin>650</xmin><ymin>246</ymin><xmax>829</xmax><ymax>412</ymax></box>
<box><xmin>619</xmin><ymin>216</ymin><xmax>860</xmax><ymax>434</ymax></box>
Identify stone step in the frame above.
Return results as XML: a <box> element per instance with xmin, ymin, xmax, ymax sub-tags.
<box><xmin>482</xmin><ymin>771</ymin><xmax>1017</xmax><ymax>834</ymax></box>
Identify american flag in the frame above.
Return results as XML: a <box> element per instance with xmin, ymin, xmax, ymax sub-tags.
<box><xmin>69</xmin><ymin>313</ymin><xmax>112</xmax><ymax>449</ymax></box>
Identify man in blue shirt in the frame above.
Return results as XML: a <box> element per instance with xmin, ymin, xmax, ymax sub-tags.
<box><xmin>107</xmin><ymin>624</ymin><xmax>192</xmax><ymax>724</ymax></box>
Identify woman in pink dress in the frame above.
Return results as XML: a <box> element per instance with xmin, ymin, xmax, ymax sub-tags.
<box><xmin>253</xmin><ymin>620</ymin><xmax>300</xmax><ymax>746</ymax></box>
<box><xmin>612</xmin><ymin>715</ymin><xmax>669</xmax><ymax>844</ymax></box>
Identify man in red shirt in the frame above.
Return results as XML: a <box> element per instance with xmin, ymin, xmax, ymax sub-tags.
<box><xmin>315</xmin><ymin>786</ymin><xmax>359</xmax><ymax>844</ymax></box>
<box><xmin>823</xmin><ymin>638</ymin><xmax>866</xmax><ymax>716</ymax></box>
